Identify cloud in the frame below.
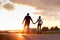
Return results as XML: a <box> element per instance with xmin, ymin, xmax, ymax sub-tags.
<box><xmin>34</xmin><ymin>9</ymin><xmax>60</xmax><ymax>20</ymax></box>
<box><xmin>0</xmin><ymin>1</ymin><xmax>3</xmax><ymax>8</ymax></box>
<box><xmin>3</xmin><ymin>3</ymin><xmax>14</xmax><ymax>10</ymax></box>
<box><xmin>9</xmin><ymin>0</ymin><xmax>46</xmax><ymax>9</ymax></box>
<box><xmin>9</xmin><ymin>0</ymin><xmax>60</xmax><ymax>20</ymax></box>
<box><xmin>10</xmin><ymin>0</ymin><xmax>60</xmax><ymax>10</ymax></box>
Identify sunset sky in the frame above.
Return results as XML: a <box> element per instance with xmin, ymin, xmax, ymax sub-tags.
<box><xmin>0</xmin><ymin>0</ymin><xmax>60</xmax><ymax>30</ymax></box>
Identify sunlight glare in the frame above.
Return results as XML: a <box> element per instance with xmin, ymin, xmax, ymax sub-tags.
<box><xmin>0</xmin><ymin>4</ymin><xmax>40</xmax><ymax>30</ymax></box>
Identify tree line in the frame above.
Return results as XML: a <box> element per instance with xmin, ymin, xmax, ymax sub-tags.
<box><xmin>42</xmin><ymin>26</ymin><xmax>60</xmax><ymax>31</ymax></box>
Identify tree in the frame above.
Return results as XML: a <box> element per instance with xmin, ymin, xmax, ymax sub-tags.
<box><xmin>42</xmin><ymin>27</ymin><xmax>49</xmax><ymax>31</ymax></box>
<box><xmin>50</xmin><ymin>26</ymin><xmax>59</xmax><ymax>30</ymax></box>
<box><xmin>50</xmin><ymin>26</ymin><xmax>55</xmax><ymax>30</ymax></box>
<box><xmin>54</xmin><ymin>26</ymin><xmax>59</xmax><ymax>30</ymax></box>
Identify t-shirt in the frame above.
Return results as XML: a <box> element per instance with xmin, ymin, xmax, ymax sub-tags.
<box><xmin>37</xmin><ymin>19</ymin><xmax>43</xmax><ymax>24</ymax></box>
<box><xmin>24</xmin><ymin>16</ymin><xmax>32</xmax><ymax>24</ymax></box>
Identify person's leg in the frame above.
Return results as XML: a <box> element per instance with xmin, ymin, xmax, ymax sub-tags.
<box><xmin>39</xmin><ymin>24</ymin><xmax>41</xmax><ymax>34</ymax></box>
<box><xmin>23</xmin><ymin>23</ymin><xmax>26</xmax><ymax>33</ymax></box>
<box><xmin>37</xmin><ymin>24</ymin><xmax>39</xmax><ymax>34</ymax></box>
<box><xmin>27</xmin><ymin>24</ymin><xmax>29</xmax><ymax>34</ymax></box>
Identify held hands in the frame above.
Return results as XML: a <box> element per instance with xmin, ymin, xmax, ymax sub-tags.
<box><xmin>32</xmin><ymin>20</ymin><xmax>36</xmax><ymax>24</ymax></box>
<box><xmin>32</xmin><ymin>21</ymin><xmax>36</xmax><ymax>24</ymax></box>
<box><xmin>33</xmin><ymin>22</ymin><xmax>36</xmax><ymax>24</ymax></box>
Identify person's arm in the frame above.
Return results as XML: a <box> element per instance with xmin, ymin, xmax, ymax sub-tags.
<box><xmin>22</xmin><ymin>16</ymin><xmax>26</xmax><ymax>24</ymax></box>
<box><xmin>30</xmin><ymin>17</ymin><xmax>34</xmax><ymax>24</ymax></box>
<box><xmin>34</xmin><ymin>19</ymin><xmax>38</xmax><ymax>24</ymax></box>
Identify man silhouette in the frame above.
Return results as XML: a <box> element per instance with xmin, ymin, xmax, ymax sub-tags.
<box><xmin>22</xmin><ymin>13</ymin><xmax>33</xmax><ymax>34</ymax></box>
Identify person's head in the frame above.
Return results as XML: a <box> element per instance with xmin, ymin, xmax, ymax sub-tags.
<box><xmin>39</xmin><ymin>16</ymin><xmax>41</xmax><ymax>19</ymax></box>
<box><xmin>27</xmin><ymin>13</ymin><xmax>29</xmax><ymax>16</ymax></box>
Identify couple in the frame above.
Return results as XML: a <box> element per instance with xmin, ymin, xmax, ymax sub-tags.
<box><xmin>22</xmin><ymin>13</ymin><xmax>43</xmax><ymax>34</ymax></box>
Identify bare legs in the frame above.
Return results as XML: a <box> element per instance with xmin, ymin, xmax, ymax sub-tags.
<box><xmin>37</xmin><ymin>24</ymin><xmax>41</xmax><ymax>34</ymax></box>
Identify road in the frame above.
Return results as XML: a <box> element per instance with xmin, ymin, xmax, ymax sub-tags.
<box><xmin>0</xmin><ymin>33</ymin><xmax>60</xmax><ymax>40</ymax></box>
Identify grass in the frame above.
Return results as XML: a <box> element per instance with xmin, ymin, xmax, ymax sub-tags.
<box><xmin>42</xmin><ymin>30</ymin><xmax>60</xmax><ymax>35</ymax></box>
<box><xmin>29</xmin><ymin>30</ymin><xmax>60</xmax><ymax>35</ymax></box>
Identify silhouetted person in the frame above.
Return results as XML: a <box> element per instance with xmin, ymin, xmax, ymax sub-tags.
<box><xmin>34</xmin><ymin>16</ymin><xmax>43</xmax><ymax>34</ymax></box>
<box><xmin>22</xmin><ymin>13</ymin><xmax>33</xmax><ymax>34</ymax></box>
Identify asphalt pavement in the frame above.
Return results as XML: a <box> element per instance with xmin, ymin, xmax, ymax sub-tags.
<box><xmin>0</xmin><ymin>33</ymin><xmax>60</xmax><ymax>40</ymax></box>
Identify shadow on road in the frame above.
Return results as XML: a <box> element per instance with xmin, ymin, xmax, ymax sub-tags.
<box><xmin>22</xmin><ymin>35</ymin><xmax>30</xmax><ymax>40</ymax></box>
